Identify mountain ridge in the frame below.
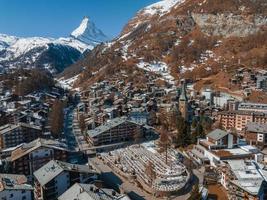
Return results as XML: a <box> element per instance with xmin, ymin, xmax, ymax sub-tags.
<box><xmin>0</xmin><ymin>17</ymin><xmax>108</xmax><ymax>73</ymax></box>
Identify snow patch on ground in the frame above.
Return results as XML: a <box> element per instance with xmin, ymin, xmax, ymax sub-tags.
<box><xmin>121</xmin><ymin>40</ymin><xmax>133</xmax><ymax>61</ymax></box>
<box><xmin>174</xmin><ymin>39</ymin><xmax>181</xmax><ymax>46</ymax></box>
<box><xmin>57</xmin><ymin>75</ymin><xmax>79</xmax><ymax>90</ymax></box>
<box><xmin>199</xmin><ymin>50</ymin><xmax>214</xmax><ymax>64</ymax></box>
<box><xmin>137</xmin><ymin>61</ymin><xmax>175</xmax><ymax>84</ymax></box>
<box><xmin>179</xmin><ymin>65</ymin><xmax>196</xmax><ymax>74</ymax></box>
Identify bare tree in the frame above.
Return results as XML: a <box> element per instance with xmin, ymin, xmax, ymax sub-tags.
<box><xmin>49</xmin><ymin>99</ymin><xmax>64</xmax><ymax>138</ymax></box>
<box><xmin>133</xmin><ymin>127</ymin><xmax>143</xmax><ymax>144</ymax></box>
<box><xmin>79</xmin><ymin>114</ymin><xmax>86</xmax><ymax>134</ymax></box>
<box><xmin>145</xmin><ymin>161</ymin><xmax>156</xmax><ymax>186</ymax></box>
<box><xmin>158</xmin><ymin>128</ymin><xmax>171</xmax><ymax>164</ymax></box>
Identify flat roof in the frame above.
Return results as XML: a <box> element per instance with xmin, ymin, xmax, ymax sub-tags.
<box><xmin>227</xmin><ymin>160</ymin><xmax>264</xmax><ymax>195</ymax></box>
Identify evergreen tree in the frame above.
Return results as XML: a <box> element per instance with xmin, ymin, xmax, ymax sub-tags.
<box><xmin>191</xmin><ymin>118</ymin><xmax>198</xmax><ymax>129</ymax></box>
<box><xmin>175</xmin><ymin>116</ymin><xmax>191</xmax><ymax>147</ymax></box>
<box><xmin>188</xmin><ymin>184</ymin><xmax>202</xmax><ymax>200</ymax></box>
<box><xmin>192</xmin><ymin>123</ymin><xmax>206</xmax><ymax>143</ymax></box>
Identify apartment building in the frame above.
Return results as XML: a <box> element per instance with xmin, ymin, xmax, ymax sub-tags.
<box><xmin>33</xmin><ymin>160</ymin><xmax>97</xmax><ymax>200</ymax></box>
<box><xmin>238</xmin><ymin>102</ymin><xmax>267</xmax><ymax>113</ymax></box>
<box><xmin>0</xmin><ymin>123</ymin><xmax>42</xmax><ymax>149</ymax></box>
<box><xmin>87</xmin><ymin>117</ymin><xmax>143</xmax><ymax>146</ymax></box>
<box><xmin>217</xmin><ymin>110</ymin><xmax>267</xmax><ymax>132</ymax></box>
<box><xmin>0</xmin><ymin>174</ymin><xmax>33</xmax><ymax>200</ymax></box>
<box><xmin>8</xmin><ymin>138</ymin><xmax>70</xmax><ymax>177</ymax></box>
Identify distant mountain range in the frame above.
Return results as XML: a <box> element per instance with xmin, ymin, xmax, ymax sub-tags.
<box><xmin>0</xmin><ymin>17</ymin><xmax>108</xmax><ymax>73</ymax></box>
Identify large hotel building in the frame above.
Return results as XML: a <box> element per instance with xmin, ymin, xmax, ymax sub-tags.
<box><xmin>217</xmin><ymin>110</ymin><xmax>267</xmax><ymax>132</ymax></box>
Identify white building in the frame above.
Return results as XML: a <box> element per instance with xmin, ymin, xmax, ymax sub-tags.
<box><xmin>221</xmin><ymin>160</ymin><xmax>267</xmax><ymax>200</ymax></box>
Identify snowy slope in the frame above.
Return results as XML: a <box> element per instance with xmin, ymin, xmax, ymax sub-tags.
<box><xmin>0</xmin><ymin>17</ymin><xmax>108</xmax><ymax>73</ymax></box>
<box><xmin>0</xmin><ymin>34</ymin><xmax>18</xmax><ymax>51</ymax></box>
<box><xmin>71</xmin><ymin>17</ymin><xmax>108</xmax><ymax>45</ymax></box>
<box><xmin>141</xmin><ymin>0</ymin><xmax>185</xmax><ymax>16</ymax></box>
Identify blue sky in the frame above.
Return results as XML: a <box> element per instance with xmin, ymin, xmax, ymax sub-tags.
<box><xmin>0</xmin><ymin>0</ymin><xmax>159</xmax><ymax>38</ymax></box>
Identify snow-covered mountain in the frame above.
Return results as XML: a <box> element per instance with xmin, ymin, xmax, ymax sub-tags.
<box><xmin>0</xmin><ymin>17</ymin><xmax>108</xmax><ymax>73</ymax></box>
<box><xmin>71</xmin><ymin>17</ymin><xmax>108</xmax><ymax>45</ymax></box>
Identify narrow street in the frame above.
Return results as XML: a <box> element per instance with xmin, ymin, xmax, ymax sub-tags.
<box><xmin>64</xmin><ymin>107</ymin><xmax>78</xmax><ymax>151</ymax></box>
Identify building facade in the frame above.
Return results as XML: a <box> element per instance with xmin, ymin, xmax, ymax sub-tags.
<box><xmin>87</xmin><ymin>117</ymin><xmax>143</xmax><ymax>146</ymax></box>
<box><xmin>33</xmin><ymin>160</ymin><xmax>97</xmax><ymax>200</ymax></box>
<box><xmin>217</xmin><ymin>111</ymin><xmax>267</xmax><ymax>132</ymax></box>
<box><xmin>8</xmin><ymin>138</ymin><xmax>69</xmax><ymax>178</ymax></box>
<box><xmin>0</xmin><ymin>123</ymin><xmax>42</xmax><ymax>149</ymax></box>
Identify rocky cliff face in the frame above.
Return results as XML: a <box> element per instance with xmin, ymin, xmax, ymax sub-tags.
<box><xmin>192</xmin><ymin>13</ymin><xmax>267</xmax><ymax>37</ymax></box>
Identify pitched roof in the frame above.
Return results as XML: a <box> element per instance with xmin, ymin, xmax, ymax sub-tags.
<box><xmin>246</xmin><ymin>122</ymin><xmax>267</xmax><ymax>133</ymax></box>
<box><xmin>58</xmin><ymin>183</ymin><xmax>130</xmax><ymax>200</ymax></box>
<box><xmin>87</xmin><ymin>117</ymin><xmax>138</xmax><ymax>138</ymax></box>
<box><xmin>34</xmin><ymin>160</ymin><xmax>96</xmax><ymax>186</ymax></box>
<box><xmin>0</xmin><ymin>122</ymin><xmax>41</xmax><ymax>135</ymax></box>
<box><xmin>10</xmin><ymin>138</ymin><xmax>70</xmax><ymax>161</ymax></box>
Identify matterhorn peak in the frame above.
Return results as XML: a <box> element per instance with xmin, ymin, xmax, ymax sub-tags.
<box><xmin>70</xmin><ymin>16</ymin><xmax>108</xmax><ymax>45</ymax></box>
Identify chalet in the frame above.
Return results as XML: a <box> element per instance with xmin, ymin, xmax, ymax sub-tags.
<box><xmin>34</xmin><ymin>160</ymin><xmax>97</xmax><ymax>200</ymax></box>
<box><xmin>7</xmin><ymin>138</ymin><xmax>70</xmax><ymax>177</ymax></box>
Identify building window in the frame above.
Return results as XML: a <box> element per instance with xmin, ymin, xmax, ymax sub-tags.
<box><xmin>22</xmin><ymin>196</ymin><xmax>26</xmax><ymax>200</ymax></box>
